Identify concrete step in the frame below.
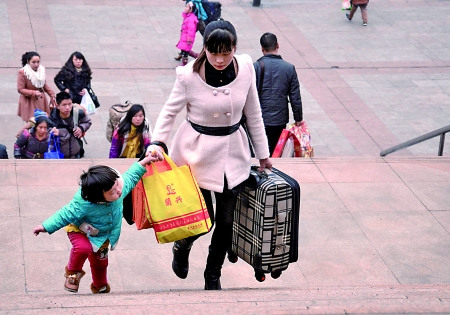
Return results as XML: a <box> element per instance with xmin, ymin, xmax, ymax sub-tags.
<box><xmin>1</xmin><ymin>284</ymin><xmax>449</xmax><ymax>314</ymax></box>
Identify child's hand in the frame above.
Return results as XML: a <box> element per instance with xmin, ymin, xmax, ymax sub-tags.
<box><xmin>139</xmin><ymin>151</ymin><xmax>162</xmax><ymax>166</ymax></box>
<box><xmin>33</xmin><ymin>224</ymin><xmax>47</xmax><ymax>236</ymax></box>
<box><xmin>146</xmin><ymin>145</ymin><xmax>164</xmax><ymax>160</ymax></box>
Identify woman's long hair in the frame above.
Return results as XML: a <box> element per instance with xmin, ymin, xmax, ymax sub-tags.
<box><xmin>192</xmin><ymin>20</ymin><xmax>237</xmax><ymax>73</ymax></box>
<box><xmin>56</xmin><ymin>51</ymin><xmax>92</xmax><ymax>81</ymax></box>
<box><xmin>117</xmin><ymin>104</ymin><xmax>147</xmax><ymax>138</ymax></box>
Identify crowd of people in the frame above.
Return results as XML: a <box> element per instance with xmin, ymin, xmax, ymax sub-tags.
<box><xmin>13</xmin><ymin>3</ymin><xmax>305</xmax><ymax>294</ymax></box>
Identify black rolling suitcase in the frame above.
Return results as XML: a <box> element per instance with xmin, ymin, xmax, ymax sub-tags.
<box><xmin>229</xmin><ymin>166</ymin><xmax>300</xmax><ymax>281</ymax></box>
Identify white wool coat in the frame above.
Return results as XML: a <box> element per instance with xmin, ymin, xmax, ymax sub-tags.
<box><xmin>152</xmin><ymin>54</ymin><xmax>270</xmax><ymax>192</ymax></box>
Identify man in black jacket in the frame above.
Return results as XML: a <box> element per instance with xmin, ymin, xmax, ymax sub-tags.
<box><xmin>254</xmin><ymin>32</ymin><xmax>303</xmax><ymax>156</ymax></box>
<box><xmin>48</xmin><ymin>92</ymin><xmax>92</xmax><ymax>158</ymax></box>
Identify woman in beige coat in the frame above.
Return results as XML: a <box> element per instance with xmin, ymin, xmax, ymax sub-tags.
<box><xmin>17</xmin><ymin>51</ymin><xmax>56</xmax><ymax>121</ymax></box>
<box><xmin>148</xmin><ymin>20</ymin><xmax>272</xmax><ymax>290</ymax></box>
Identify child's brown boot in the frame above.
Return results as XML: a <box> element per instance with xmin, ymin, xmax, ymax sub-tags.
<box><xmin>64</xmin><ymin>266</ymin><xmax>85</xmax><ymax>293</ymax></box>
<box><xmin>91</xmin><ymin>283</ymin><xmax>111</xmax><ymax>294</ymax></box>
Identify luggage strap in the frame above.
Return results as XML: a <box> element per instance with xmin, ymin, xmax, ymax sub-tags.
<box><xmin>189</xmin><ymin>116</ymin><xmax>245</xmax><ymax>136</ymax></box>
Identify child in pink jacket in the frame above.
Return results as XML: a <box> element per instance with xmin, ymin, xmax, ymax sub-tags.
<box><xmin>175</xmin><ymin>2</ymin><xmax>199</xmax><ymax>66</ymax></box>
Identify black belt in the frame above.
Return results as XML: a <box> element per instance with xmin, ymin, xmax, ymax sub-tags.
<box><xmin>189</xmin><ymin>116</ymin><xmax>246</xmax><ymax>136</ymax></box>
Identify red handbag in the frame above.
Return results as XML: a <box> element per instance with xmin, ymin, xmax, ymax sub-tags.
<box><xmin>272</xmin><ymin>129</ymin><xmax>301</xmax><ymax>158</ymax></box>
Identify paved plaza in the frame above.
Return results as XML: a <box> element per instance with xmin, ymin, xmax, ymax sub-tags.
<box><xmin>0</xmin><ymin>0</ymin><xmax>449</xmax><ymax>314</ymax></box>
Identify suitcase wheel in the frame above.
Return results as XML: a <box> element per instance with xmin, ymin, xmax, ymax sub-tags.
<box><xmin>227</xmin><ymin>251</ymin><xmax>238</xmax><ymax>263</ymax></box>
<box><xmin>271</xmin><ymin>270</ymin><xmax>282</xmax><ymax>279</ymax></box>
<box><xmin>254</xmin><ymin>271</ymin><xmax>266</xmax><ymax>282</ymax></box>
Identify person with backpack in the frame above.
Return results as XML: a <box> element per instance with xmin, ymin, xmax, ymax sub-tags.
<box><xmin>14</xmin><ymin>109</ymin><xmax>50</xmax><ymax>159</ymax></box>
<box><xmin>174</xmin><ymin>2</ymin><xmax>199</xmax><ymax>66</ymax></box>
<box><xmin>48</xmin><ymin>92</ymin><xmax>92</xmax><ymax>158</ymax></box>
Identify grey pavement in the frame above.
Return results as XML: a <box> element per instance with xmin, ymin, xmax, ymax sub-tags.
<box><xmin>0</xmin><ymin>0</ymin><xmax>450</xmax><ymax>314</ymax></box>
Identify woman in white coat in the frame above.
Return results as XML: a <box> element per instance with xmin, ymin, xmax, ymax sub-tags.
<box><xmin>148</xmin><ymin>20</ymin><xmax>272</xmax><ymax>290</ymax></box>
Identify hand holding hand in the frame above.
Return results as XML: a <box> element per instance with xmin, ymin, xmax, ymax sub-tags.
<box><xmin>146</xmin><ymin>144</ymin><xmax>164</xmax><ymax>160</ymax></box>
<box><xmin>33</xmin><ymin>224</ymin><xmax>47</xmax><ymax>236</ymax></box>
<box><xmin>139</xmin><ymin>151</ymin><xmax>163</xmax><ymax>166</ymax></box>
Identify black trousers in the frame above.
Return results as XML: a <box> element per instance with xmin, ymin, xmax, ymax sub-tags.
<box><xmin>182</xmin><ymin>179</ymin><xmax>238</xmax><ymax>266</ymax></box>
<box><xmin>265</xmin><ymin>124</ymin><xmax>286</xmax><ymax>156</ymax></box>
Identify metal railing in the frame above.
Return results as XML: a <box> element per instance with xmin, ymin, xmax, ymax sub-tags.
<box><xmin>380</xmin><ymin>125</ymin><xmax>450</xmax><ymax>157</ymax></box>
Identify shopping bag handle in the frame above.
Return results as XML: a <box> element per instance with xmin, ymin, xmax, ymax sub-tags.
<box><xmin>47</xmin><ymin>132</ymin><xmax>61</xmax><ymax>154</ymax></box>
<box><xmin>138</xmin><ymin>151</ymin><xmax>178</xmax><ymax>174</ymax></box>
<box><xmin>150</xmin><ymin>152</ymin><xmax>178</xmax><ymax>174</ymax></box>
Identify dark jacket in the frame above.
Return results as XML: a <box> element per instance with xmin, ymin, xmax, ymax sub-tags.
<box><xmin>14</xmin><ymin>128</ymin><xmax>48</xmax><ymax>159</ymax></box>
<box><xmin>54</xmin><ymin>69</ymin><xmax>91</xmax><ymax>104</ymax></box>
<box><xmin>254</xmin><ymin>54</ymin><xmax>303</xmax><ymax>126</ymax></box>
<box><xmin>48</xmin><ymin>107</ymin><xmax>92</xmax><ymax>158</ymax></box>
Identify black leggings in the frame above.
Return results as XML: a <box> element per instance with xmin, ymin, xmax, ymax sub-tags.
<box><xmin>183</xmin><ymin>179</ymin><xmax>238</xmax><ymax>259</ymax></box>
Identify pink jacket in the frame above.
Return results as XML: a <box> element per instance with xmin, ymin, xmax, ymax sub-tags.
<box><xmin>17</xmin><ymin>69</ymin><xmax>55</xmax><ymax>121</ymax></box>
<box><xmin>151</xmin><ymin>54</ymin><xmax>270</xmax><ymax>192</ymax></box>
<box><xmin>176</xmin><ymin>12</ymin><xmax>198</xmax><ymax>52</ymax></box>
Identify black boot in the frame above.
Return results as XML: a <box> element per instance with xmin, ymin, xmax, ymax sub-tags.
<box><xmin>204</xmin><ymin>246</ymin><xmax>226</xmax><ymax>290</ymax></box>
<box><xmin>204</xmin><ymin>268</ymin><xmax>221</xmax><ymax>290</ymax></box>
<box><xmin>172</xmin><ymin>239</ymin><xmax>193</xmax><ymax>279</ymax></box>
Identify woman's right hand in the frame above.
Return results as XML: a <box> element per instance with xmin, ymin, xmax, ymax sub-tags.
<box><xmin>51</xmin><ymin>127</ymin><xmax>59</xmax><ymax>136</ymax></box>
<box><xmin>35</xmin><ymin>91</ymin><xmax>42</xmax><ymax>97</ymax></box>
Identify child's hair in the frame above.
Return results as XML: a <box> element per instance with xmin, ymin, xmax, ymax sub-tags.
<box><xmin>56</xmin><ymin>91</ymin><xmax>72</xmax><ymax>105</ymax></box>
<box><xmin>187</xmin><ymin>1</ymin><xmax>196</xmax><ymax>13</ymax></box>
<box><xmin>117</xmin><ymin>104</ymin><xmax>147</xmax><ymax>136</ymax></box>
<box><xmin>80</xmin><ymin>165</ymin><xmax>119</xmax><ymax>203</ymax></box>
<box><xmin>21</xmin><ymin>51</ymin><xmax>40</xmax><ymax>67</ymax></box>
<box><xmin>193</xmin><ymin>20</ymin><xmax>237</xmax><ymax>73</ymax></box>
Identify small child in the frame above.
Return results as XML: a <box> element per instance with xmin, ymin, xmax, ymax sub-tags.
<box><xmin>33</xmin><ymin>152</ymin><xmax>161</xmax><ymax>293</ymax></box>
<box><xmin>174</xmin><ymin>1</ymin><xmax>199</xmax><ymax>66</ymax></box>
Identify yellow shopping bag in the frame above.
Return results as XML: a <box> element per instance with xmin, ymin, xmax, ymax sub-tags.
<box><xmin>142</xmin><ymin>153</ymin><xmax>211</xmax><ymax>243</ymax></box>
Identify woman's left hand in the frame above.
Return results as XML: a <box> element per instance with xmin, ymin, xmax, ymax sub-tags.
<box><xmin>49</xmin><ymin>97</ymin><xmax>57</xmax><ymax>109</ymax></box>
<box><xmin>79</xmin><ymin>89</ymin><xmax>86</xmax><ymax>96</ymax></box>
<box><xmin>258</xmin><ymin>158</ymin><xmax>272</xmax><ymax>172</ymax></box>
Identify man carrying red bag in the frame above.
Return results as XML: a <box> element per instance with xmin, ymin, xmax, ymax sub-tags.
<box><xmin>254</xmin><ymin>32</ymin><xmax>303</xmax><ymax>156</ymax></box>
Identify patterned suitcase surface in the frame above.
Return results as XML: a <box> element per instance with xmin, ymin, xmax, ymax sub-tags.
<box><xmin>231</xmin><ymin>167</ymin><xmax>300</xmax><ymax>281</ymax></box>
